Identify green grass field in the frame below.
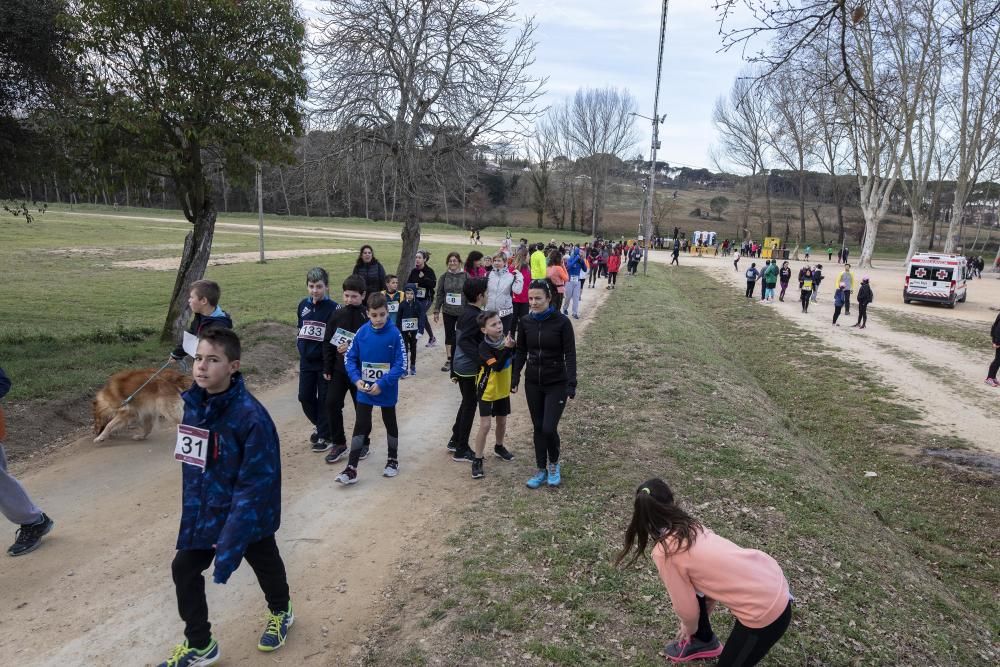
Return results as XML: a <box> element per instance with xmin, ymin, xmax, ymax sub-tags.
<box><xmin>364</xmin><ymin>265</ymin><xmax>998</xmax><ymax>666</ymax></box>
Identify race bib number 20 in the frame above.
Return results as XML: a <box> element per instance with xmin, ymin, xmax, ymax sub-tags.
<box><xmin>175</xmin><ymin>425</ymin><xmax>210</xmax><ymax>469</ymax></box>
<box><xmin>362</xmin><ymin>362</ymin><xmax>390</xmax><ymax>382</ymax></box>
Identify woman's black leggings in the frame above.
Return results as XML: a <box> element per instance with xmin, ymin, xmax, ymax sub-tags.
<box><xmin>800</xmin><ymin>290</ymin><xmax>811</xmax><ymax>311</ymax></box>
<box><xmin>442</xmin><ymin>312</ymin><xmax>459</xmax><ymax>347</ymax></box>
<box><xmin>856</xmin><ymin>303</ymin><xmax>868</xmax><ymax>326</ymax></box>
<box><xmin>349</xmin><ymin>403</ymin><xmax>398</xmax><ymax>467</ymax></box>
<box><xmin>691</xmin><ymin>595</ymin><xmax>791</xmax><ymax>667</ymax></box>
<box><xmin>608</xmin><ymin>271</ymin><xmax>618</xmax><ymax>286</ymax></box>
<box><xmin>418</xmin><ymin>298</ymin><xmax>434</xmax><ymax>339</ymax></box>
<box><xmin>833</xmin><ymin>304</ymin><xmax>842</xmax><ymax>324</ymax></box>
<box><xmin>588</xmin><ymin>269</ymin><xmax>598</xmax><ymax>287</ymax></box>
<box><xmin>524</xmin><ymin>382</ymin><xmax>567</xmax><ymax>469</ymax></box>
<box><xmin>989</xmin><ymin>346</ymin><xmax>1000</xmax><ymax>379</ymax></box>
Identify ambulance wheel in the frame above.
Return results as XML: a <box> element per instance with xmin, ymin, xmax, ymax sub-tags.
<box><xmin>946</xmin><ymin>300</ymin><xmax>956</xmax><ymax>309</ymax></box>
<box><xmin>904</xmin><ymin>299</ymin><xmax>911</xmax><ymax>304</ymax></box>
<box><xmin>959</xmin><ymin>294</ymin><xmax>967</xmax><ymax>303</ymax></box>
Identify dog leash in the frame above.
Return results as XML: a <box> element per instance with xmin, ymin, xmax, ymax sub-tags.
<box><xmin>120</xmin><ymin>359</ymin><xmax>174</xmax><ymax>407</ymax></box>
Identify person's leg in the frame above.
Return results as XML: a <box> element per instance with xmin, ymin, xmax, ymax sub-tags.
<box><xmin>347</xmin><ymin>403</ymin><xmax>374</xmax><ymax>468</ymax></box>
<box><xmin>611</xmin><ymin>272</ymin><xmax>618</xmax><ymax>286</ymax></box>
<box><xmin>746</xmin><ymin>282</ymin><xmax>753</xmax><ymax>298</ymax></box>
<box><xmin>524</xmin><ymin>382</ymin><xmax>548</xmax><ymax>470</ymax></box>
<box><xmin>860</xmin><ymin>303</ymin><xmax>868</xmax><ymax>327</ymax></box>
<box><xmin>420</xmin><ymin>300</ymin><xmax>436</xmax><ymax>342</ymax></box>
<box><xmin>716</xmin><ymin>601</ymin><xmax>792</xmax><ymax>667</ymax></box>
<box><xmin>501</xmin><ymin>314</ymin><xmax>514</xmax><ymax>335</ymax></box>
<box><xmin>494</xmin><ymin>414</ymin><xmax>507</xmax><ymax>448</ymax></box>
<box><xmin>833</xmin><ymin>305</ymin><xmax>841</xmax><ymax>324</ymax></box>
<box><xmin>473</xmin><ymin>413</ymin><xmax>492</xmax><ymax>458</ymax></box>
<box><xmin>380</xmin><ymin>406</ymin><xmax>399</xmax><ymax>460</ymax></box>
<box><xmin>324</xmin><ymin>372</ymin><xmax>350</xmax><ymax>446</ymax></box>
<box><xmin>443</xmin><ymin>313</ymin><xmax>458</xmax><ymax>369</ymax></box>
<box><xmin>568</xmin><ymin>280</ymin><xmax>581</xmax><ymax>316</ymax></box>
<box><xmin>540</xmin><ymin>384</ymin><xmax>567</xmax><ymax>465</ymax></box>
<box><xmin>0</xmin><ymin>443</ymin><xmax>43</xmax><ymax>526</ymax></box>
<box><xmin>406</xmin><ymin>332</ymin><xmax>417</xmax><ymax>369</ymax></box>
<box><xmin>811</xmin><ymin>285</ymin><xmax>819</xmax><ymax>302</ymax></box>
<box><xmin>452</xmin><ymin>377</ymin><xmax>478</xmax><ymax>454</ymax></box>
<box><xmin>172</xmin><ymin>548</ymin><xmax>218</xmax><ymax>649</ymax></box>
<box><xmin>243</xmin><ymin>536</ymin><xmax>291</xmax><ymax>614</ymax></box>
<box><xmin>990</xmin><ymin>348</ymin><xmax>1000</xmax><ymax>380</ymax></box>
<box><xmin>779</xmin><ymin>282</ymin><xmax>787</xmax><ymax>300</ymax></box>
<box><xmin>844</xmin><ymin>291</ymin><xmax>851</xmax><ymax>314</ymax></box>
<box><xmin>297</xmin><ymin>370</ymin><xmax>320</xmax><ymax>432</ymax></box>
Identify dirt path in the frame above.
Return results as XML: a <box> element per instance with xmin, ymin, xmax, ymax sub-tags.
<box><xmin>660</xmin><ymin>254</ymin><xmax>1000</xmax><ymax>456</ymax></box>
<box><xmin>0</xmin><ymin>285</ymin><xmax>610</xmax><ymax>666</ymax></box>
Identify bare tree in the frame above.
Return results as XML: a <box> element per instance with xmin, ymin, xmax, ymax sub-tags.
<box><xmin>310</xmin><ymin>0</ymin><xmax>545</xmax><ymax>278</ymax></box>
<box><xmin>524</xmin><ymin>115</ymin><xmax>558</xmax><ymax>228</ymax></box>
<box><xmin>942</xmin><ymin>0</ymin><xmax>1000</xmax><ymax>252</ymax></box>
<box><xmin>766</xmin><ymin>67</ymin><xmax>816</xmax><ymax>244</ymax></box>
<box><xmin>552</xmin><ymin>87</ymin><xmax>638</xmax><ymax>237</ymax></box>
<box><xmin>712</xmin><ymin>73</ymin><xmax>772</xmax><ymax>238</ymax></box>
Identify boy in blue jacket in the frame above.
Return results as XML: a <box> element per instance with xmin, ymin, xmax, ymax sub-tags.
<box><xmin>296</xmin><ymin>268</ymin><xmax>338</xmax><ymax>448</ymax></box>
<box><xmin>335</xmin><ymin>292</ymin><xmax>407</xmax><ymax>485</ymax></box>
<box><xmin>397</xmin><ymin>283</ymin><xmax>427</xmax><ymax>376</ymax></box>
<box><xmin>170</xmin><ymin>280</ymin><xmax>232</xmax><ymax>363</ymax></box>
<box><xmin>158</xmin><ymin>328</ymin><xmax>292</xmax><ymax>667</ymax></box>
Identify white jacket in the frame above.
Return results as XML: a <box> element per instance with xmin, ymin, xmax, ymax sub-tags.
<box><xmin>486</xmin><ymin>267</ymin><xmax>524</xmax><ymax>316</ymax></box>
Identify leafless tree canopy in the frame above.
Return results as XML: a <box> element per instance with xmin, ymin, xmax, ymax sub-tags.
<box><xmin>309</xmin><ymin>0</ymin><xmax>545</xmax><ymax>277</ymax></box>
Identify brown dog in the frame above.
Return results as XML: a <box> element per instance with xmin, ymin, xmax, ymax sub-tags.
<box><xmin>93</xmin><ymin>368</ymin><xmax>190</xmax><ymax>443</ymax></box>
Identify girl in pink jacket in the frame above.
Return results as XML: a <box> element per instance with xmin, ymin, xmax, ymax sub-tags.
<box><xmin>617</xmin><ymin>478</ymin><xmax>792</xmax><ymax>665</ymax></box>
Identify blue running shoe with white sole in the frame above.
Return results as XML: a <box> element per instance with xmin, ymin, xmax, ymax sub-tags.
<box><xmin>258</xmin><ymin>603</ymin><xmax>294</xmax><ymax>652</ymax></box>
<box><xmin>157</xmin><ymin>639</ymin><xmax>219</xmax><ymax>667</ymax></box>
<box><xmin>547</xmin><ymin>462</ymin><xmax>561</xmax><ymax>487</ymax></box>
<box><xmin>526</xmin><ymin>469</ymin><xmax>547</xmax><ymax>489</ymax></box>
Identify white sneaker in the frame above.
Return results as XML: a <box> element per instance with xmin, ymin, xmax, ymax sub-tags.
<box><xmin>334</xmin><ymin>466</ymin><xmax>358</xmax><ymax>485</ymax></box>
<box><xmin>383</xmin><ymin>460</ymin><xmax>399</xmax><ymax>477</ymax></box>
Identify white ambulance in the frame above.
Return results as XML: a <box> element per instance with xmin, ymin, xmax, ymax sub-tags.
<box><xmin>903</xmin><ymin>252</ymin><xmax>969</xmax><ymax>308</ymax></box>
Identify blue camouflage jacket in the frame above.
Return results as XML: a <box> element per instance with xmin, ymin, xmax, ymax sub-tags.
<box><xmin>177</xmin><ymin>373</ymin><xmax>281</xmax><ymax>584</ymax></box>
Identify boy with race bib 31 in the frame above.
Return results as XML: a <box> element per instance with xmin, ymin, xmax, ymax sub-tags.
<box><xmin>335</xmin><ymin>292</ymin><xmax>407</xmax><ymax>485</ymax></box>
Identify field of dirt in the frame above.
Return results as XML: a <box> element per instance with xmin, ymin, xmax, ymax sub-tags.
<box><xmin>0</xmin><ymin>279</ymin><xmax>609</xmax><ymax>666</ymax></box>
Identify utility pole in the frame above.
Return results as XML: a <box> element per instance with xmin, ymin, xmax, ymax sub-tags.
<box><xmin>641</xmin><ymin>0</ymin><xmax>670</xmax><ymax>276</ymax></box>
<box><xmin>256</xmin><ymin>161</ymin><xmax>266</xmax><ymax>264</ymax></box>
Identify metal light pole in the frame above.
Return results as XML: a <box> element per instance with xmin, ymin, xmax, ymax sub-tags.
<box><xmin>256</xmin><ymin>161</ymin><xmax>266</xmax><ymax>263</ymax></box>
<box><xmin>638</xmin><ymin>0</ymin><xmax>671</xmax><ymax>276</ymax></box>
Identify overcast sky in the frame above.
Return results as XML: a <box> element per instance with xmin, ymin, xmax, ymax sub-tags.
<box><xmin>301</xmin><ymin>0</ymin><xmax>751</xmax><ymax>170</ymax></box>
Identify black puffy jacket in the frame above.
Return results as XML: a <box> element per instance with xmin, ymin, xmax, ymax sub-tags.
<box><xmin>353</xmin><ymin>260</ymin><xmax>387</xmax><ymax>296</ymax></box>
<box><xmin>512</xmin><ymin>309</ymin><xmax>577</xmax><ymax>391</ymax></box>
<box><xmin>322</xmin><ymin>305</ymin><xmax>368</xmax><ymax>375</ymax></box>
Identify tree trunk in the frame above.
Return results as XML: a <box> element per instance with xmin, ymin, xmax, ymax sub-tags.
<box><xmin>221</xmin><ymin>168</ymin><xmax>229</xmax><ymax>213</ymax></box>
<box><xmin>763</xmin><ymin>172</ymin><xmax>773</xmax><ymax>237</ymax></box>
<box><xmin>53</xmin><ymin>173</ymin><xmax>60</xmax><ymax>203</ymax></box>
<box><xmin>396</xmin><ymin>198</ymin><xmax>421</xmax><ymax>280</ymax></box>
<box><xmin>278</xmin><ymin>167</ymin><xmax>291</xmax><ymax>215</ymax></box>
<box><xmin>322</xmin><ymin>159</ymin><xmax>332</xmax><ymax>217</ymax></box>
<box><xmin>945</xmin><ymin>181</ymin><xmax>970</xmax><ymax>253</ymax></box>
<box><xmin>536</xmin><ymin>208</ymin><xmax>543</xmax><ymax>228</ymax></box>
<box><xmin>811</xmin><ymin>207</ymin><xmax>827</xmax><ymax>244</ymax></box>
<box><xmin>836</xmin><ymin>203</ymin><xmax>845</xmax><ymax>245</ymax></box>
<box><xmin>906</xmin><ymin>212</ymin><xmax>925</xmax><ymax>262</ymax></box>
<box><xmin>160</xmin><ymin>202</ymin><xmax>218</xmax><ymax>343</ymax></box>
<box><xmin>798</xmin><ymin>171</ymin><xmax>806</xmax><ymax>243</ymax></box>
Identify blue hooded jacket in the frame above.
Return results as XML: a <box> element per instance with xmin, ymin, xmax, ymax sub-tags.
<box><xmin>566</xmin><ymin>248</ymin><xmax>584</xmax><ymax>279</ymax></box>
<box><xmin>177</xmin><ymin>373</ymin><xmax>281</xmax><ymax>584</ymax></box>
<box><xmin>345</xmin><ymin>320</ymin><xmax>407</xmax><ymax>407</ymax></box>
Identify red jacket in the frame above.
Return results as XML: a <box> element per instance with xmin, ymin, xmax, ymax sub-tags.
<box><xmin>607</xmin><ymin>254</ymin><xmax>622</xmax><ymax>272</ymax></box>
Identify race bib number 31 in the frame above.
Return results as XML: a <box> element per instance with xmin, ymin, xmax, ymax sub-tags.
<box><xmin>297</xmin><ymin>320</ymin><xmax>326</xmax><ymax>342</ymax></box>
<box><xmin>362</xmin><ymin>362</ymin><xmax>390</xmax><ymax>382</ymax></box>
<box><xmin>175</xmin><ymin>425</ymin><xmax>210</xmax><ymax>469</ymax></box>
<box><xmin>331</xmin><ymin>328</ymin><xmax>356</xmax><ymax>348</ymax></box>
<box><xmin>446</xmin><ymin>292</ymin><xmax>462</xmax><ymax>306</ymax></box>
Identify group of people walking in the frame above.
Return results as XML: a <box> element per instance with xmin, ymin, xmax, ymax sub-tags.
<box><xmin>740</xmin><ymin>259</ymin><xmax>875</xmax><ymax>327</ymax></box>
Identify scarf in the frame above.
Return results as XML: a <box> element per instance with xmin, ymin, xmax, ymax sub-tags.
<box><xmin>529</xmin><ymin>306</ymin><xmax>554</xmax><ymax>321</ymax></box>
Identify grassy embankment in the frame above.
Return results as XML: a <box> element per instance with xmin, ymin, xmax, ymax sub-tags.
<box><xmin>364</xmin><ymin>265</ymin><xmax>998</xmax><ymax>666</ymax></box>
<box><xmin>2</xmin><ymin>207</ymin><xmax>568</xmax><ymax>401</ymax></box>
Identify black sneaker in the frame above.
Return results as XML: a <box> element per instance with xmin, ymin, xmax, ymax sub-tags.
<box><xmin>311</xmin><ymin>438</ymin><xmax>332</xmax><ymax>453</ymax></box>
<box><xmin>446</xmin><ymin>439</ymin><xmax>458</xmax><ymax>453</ymax></box>
<box><xmin>493</xmin><ymin>444</ymin><xmax>514</xmax><ymax>461</ymax></box>
<box><xmin>440</xmin><ymin>360</ymin><xmax>451</xmax><ymax>372</ymax></box>
<box><xmin>309</xmin><ymin>429</ymin><xmax>319</xmax><ymax>445</ymax></box>
<box><xmin>359</xmin><ymin>445</ymin><xmax>370</xmax><ymax>460</ymax></box>
<box><xmin>471</xmin><ymin>458</ymin><xmax>484</xmax><ymax>479</ymax></box>
<box><xmin>7</xmin><ymin>513</ymin><xmax>54</xmax><ymax>557</ymax></box>
<box><xmin>452</xmin><ymin>447</ymin><xmax>475</xmax><ymax>463</ymax></box>
<box><xmin>325</xmin><ymin>444</ymin><xmax>348</xmax><ymax>464</ymax></box>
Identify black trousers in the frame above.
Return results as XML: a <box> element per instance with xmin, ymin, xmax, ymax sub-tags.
<box><xmin>325</xmin><ymin>370</ymin><xmax>359</xmax><ymax>446</ymax></box>
<box><xmin>745</xmin><ymin>281</ymin><xmax>755</xmax><ymax>298</ymax></box>
<box><xmin>843</xmin><ymin>290</ymin><xmax>852</xmax><ymax>314</ymax></box>
<box><xmin>716</xmin><ymin>601</ymin><xmax>792</xmax><ymax>666</ymax></box>
<box><xmin>348</xmin><ymin>403</ymin><xmax>398</xmax><ymax>467</ymax></box>
<box><xmin>172</xmin><ymin>536</ymin><xmax>289</xmax><ymax>650</ymax></box>
<box><xmin>856</xmin><ymin>303</ymin><xmax>869</xmax><ymax>327</ymax></box>
<box><xmin>443</xmin><ymin>313</ymin><xmax>459</xmax><ymax>347</ymax></box>
<box><xmin>608</xmin><ymin>271</ymin><xmax>618</xmax><ymax>286</ymax></box>
<box><xmin>402</xmin><ymin>332</ymin><xmax>417</xmax><ymax>367</ymax></box>
<box><xmin>670</xmin><ymin>253</ymin><xmax>679</xmax><ymax>265</ymax></box>
<box><xmin>417</xmin><ymin>298</ymin><xmax>434</xmax><ymax>339</ymax></box>
<box><xmin>588</xmin><ymin>269</ymin><xmax>599</xmax><ymax>287</ymax></box>
<box><xmin>450</xmin><ymin>376</ymin><xmax>478</xmax><ymax>449</ymax></box>
<box><xmin>800</xmin><ymin>290</ymin><xmax>811</xmax><ymax>311</ymax></box>
<box><xmin>989</xmin><ymin>346</ymin><xmax>1000</xmax><ymax>379</ymax></box>
<box><xmin>512</xmin><ymin>302</ymin><xmax>528</xmax><ymax>339</ymax></box>
<box><xmin>524</xmin><ymin>381</ymin><xmax>567</xmax><ymax>469</ymax></box>
<box><xmin>833</xmin><ymin>305</ymin><xmax>843</xmax><ymax>324</ymax></box>
<box><xmin>298</xmin><ymin>370</ymin><xmax>330</xmax><ymax>439</ymax></box>
<box><xmin>501</xmin><ymin>313</ymin><xmax>514</xmax><ymax>335</ymax></box>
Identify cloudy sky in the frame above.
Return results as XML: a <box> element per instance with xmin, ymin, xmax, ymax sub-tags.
<box><xmin>301</xmin><ymin>0</ymin><xmax>752</xmax><ymax>170</ymax></box>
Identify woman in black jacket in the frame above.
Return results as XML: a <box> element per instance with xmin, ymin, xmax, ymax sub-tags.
<box><xmin>353</xmin><ymin>245</ymin><xmax>386</xmax><ymax>302</ymax></box>
<box><xmin>407</xmin><ymin>249</ymin><xmax>437</xmax><ymax>346</ymax></box>
<box><xmin>511</xmin><ymin>279</ymin><xmax>576</xmax><ymax>489</ymax></box>
<box><xmin>852</xmin><ymin>277</ymin><xmax>874</xmax><ymax>329</ymax></box>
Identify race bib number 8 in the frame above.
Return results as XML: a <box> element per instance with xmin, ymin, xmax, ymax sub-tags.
<box><xmin>401</xmin><ymin>318</ymin><xmax>418</xmax><ymax>332</ymax></box>
<box><xmin>362</xmin><ymin>362</ymin><xmax>390</xmax><ymax>382</ymax></box>
<box><xmin>331</xmin><ymin>328</ymin><xmax>356</xmax><ymax>348</ymax></box>
<box><xmin>297</xmin><ymin>320</ymin><xmax>326</xmax><ymax>342</ymax></box>
<box><xmin>446</xmin><ymin>292</ymin><xmax>462</xmax><ymax>306</ymax></box>
<box><xmin>175</xmin><ymin>425</ymin><xmax>210</xmax><ymax>469</ymax></box>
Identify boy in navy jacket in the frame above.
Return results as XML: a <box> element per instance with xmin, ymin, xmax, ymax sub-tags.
<box><xmin>334</xmin><ymin>293</ymin><xmax>407</xmax><ymax>485</ymax></box>
<box><xmin>170</xmin><ymin>280</ymin><xmax>232</xmax><ymax>362</ymax></box>
<box><xmin>296</xmin><ymin>268</ymin><xmax>338</xmax><ymax>449</ymax></box>
<box><xmin>158</xmin><ymin>328</ymin><xmax>292</xmax><ymax>666</ymax></box>
<box><xmin>397</xmin><ymin>283</ymin><xmax>427</xmax><ymax>375</ymax></box>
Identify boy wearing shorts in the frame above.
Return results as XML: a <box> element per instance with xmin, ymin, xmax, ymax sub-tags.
<box><xmin>397</xmin><ymin>284</ymin><xmax>427</xmax><ymax>375</ymax></box>
<box><xmin>170</xmin><ymin>280</ymin><xmax>232</xmax><ymax>363</ymax></box>
<box><xmin>158</xmin><ymin>328</ymin><xmax>291</xmax><ymax>667</ymax></box>
<box><xmin>335</xmin><ymin>293</ymin><xmax>407</xmax><ymax>484</ymax></box>
<box><xmin>471</xmin><ymin>311</ymin><xmax>516</xmax><ymax>478</ymax></box>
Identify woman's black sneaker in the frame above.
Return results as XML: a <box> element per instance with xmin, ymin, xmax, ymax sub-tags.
<box><xmin>7</xmin><ymin>513</ymin><xmax>54</xmax><ymax>557</ymax></box>
<box><xmin>452</xmin><ymin>447</ymin><xmax>475</xmax><ymax>463</ymax></box>
<box><xmin>446</xmin><ymin>439</ymin><xmax>458</xmax><ymax>453</ymax></box>
<box><xmin>471</xmin><ymin>458</ymin><xmax>485</xmax><ymax>479</ymax></box>
<box><xmin>325</xmin><ymin>444</ymin><xmax>348</xmax><ymax>464</ymax></box>
<box><xmin>493</xmin><ymin>445</ymin><xmax>514</xmax><ymax>461</ymax></box>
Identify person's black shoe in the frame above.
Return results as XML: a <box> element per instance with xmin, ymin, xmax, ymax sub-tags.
<box><xmin>451</xmin><ymin>447</ymin><xmax>475</xmax><ymax>463</ymax></box>
<box><xmin>471</xmin><ymin>458</ymin><xmax>485</xmax><ymax>479</ymax></box>
<box><xmin>7</xmin><ymin>513</ymin><xmax>54</xmax><ymax>557</ymax></box>
<box><xmin>493</xmin><ymin>444</ymin><xmax>514</xmax><ymax>461</ymax></box>
<box><xmin>446</xmin><ymin>439</ymin><xmax>458</xmax><ymax>453</ymax></box>
<box><xmin>325</xmin><ymin>444</ymin><xmax>348</xmax><ymax>464</ymax></box>
<box><xmin>359</xmin><ymin>445</ymin><xmax>370</xmax><ymax>460</ymax></box>
<box><xmin>309</xmin><ymin>429</ymin><xmax>319</xmax><ymax>445</ymax></box>
<box><xmin>311</xmin><ymin>438</ymin><xmax>333</xmax><ymax>453</ymax></box>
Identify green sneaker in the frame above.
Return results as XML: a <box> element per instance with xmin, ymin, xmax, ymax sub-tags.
<box><xmin>257</xmin><ymin>602</ymin><xmax>294</xmax><ymax>652</ymax></box>
<box><xmin>156</xmin><ymin>638</ymin><xmax>219</xmax><ymax>667</ymax></box>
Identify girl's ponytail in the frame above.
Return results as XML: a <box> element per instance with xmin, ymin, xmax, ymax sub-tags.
<box><xmin>615</xmin><ymin>478</ymin><xmax>702</xmax><ymax>567</ymax></box>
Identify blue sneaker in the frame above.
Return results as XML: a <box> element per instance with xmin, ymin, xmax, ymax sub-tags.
<box><xmin>526</xmin><ymin>469</ymin><xmax>548</xmax><ymax>489</ymax></box>
<box><xmin>410</xmin><ymin>366</ymin><xmax>416</xmax><ymax>376</ymax></box>
<box><xmin>257</xmin><ymin>603</ymin><xmax>294</xmax><ymax>652</ymax></box>
<box><xmin>157</xmin><ymin>639</ymin><xmax>219</xmax><ymax>666</ymax></box>
<box><xmin>547</xmin><ymin>462</ymin><xmax>561</xmax><ymax>487</ymax></box>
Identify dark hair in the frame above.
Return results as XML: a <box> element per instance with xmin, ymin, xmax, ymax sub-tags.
<box><xmin>190</xmin><ymin>279</ymin><xmax>221</xmax><ymax>307</ymax></box>
<box><xmin>356</xmin><ymin>244</ymin><xmax>377</xmax><ymax>266</ymax></box>
<box><xmin>465</xmin><ymin>251</ymin><xmax>484</xmax><ymax>273</ymax></box>
<box><xmin>615</xmin><ymin>478</ymin><xmax>702</xmax><ymax>568</ymax></box>
<box><xmin>547</xmin><ymin>249</ymin><xmax>563</xmax><ymax>266</ymax></box>
<box><xmin>306</xmin><ymin>267</ymin><xmax>329</xmax><ymax>286</ymax></box>
<box><xmin>446</xmin><ymin>251</ymin><xmax>462</xmax><ymax>267</ymax></box>
<box><xmin>463</xmin><ymin>277</ymin><xmax>488</xmax><ymax>302</ymax></box>
<box><xmin>198</xmin><ymin>326</ymin><xmax>241</xmax><ymax>361</ymax></box>
<box><xmin>528</xmin><ymin>278</ymin><xmax>553</xmax><ymax>299</ymax></box>
<box><xmin>385</xmin><ymin>274</ymin><xmax>397</xmax><ymax>285</ymax></box>
<box><xmin>367</xmin><ymin>292</ymin><xmax>388</xmax><ymax>311</ymax></box>
<box><xmin>342</xmin><ymin>275</ymin><xmax>366</xmax><ymax>295</ymax></box>
<box><xmin>477</xmin><ymin>310</ymin><xmax>500</xmax><ymax>329</ymax></box>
